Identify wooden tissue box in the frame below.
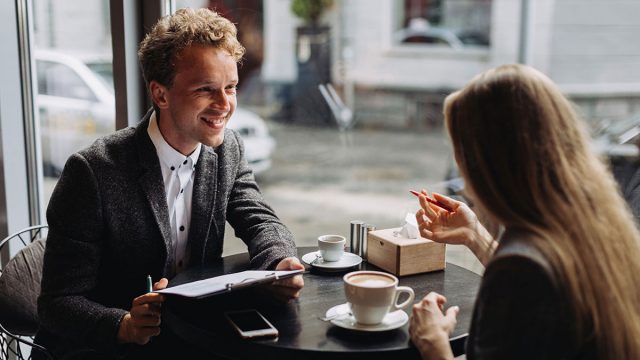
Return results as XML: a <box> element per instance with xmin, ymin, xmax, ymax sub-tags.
<box><xmin>367</xmin><ymin>228</ymin><xmax>445</xmax><ymax>276</ymax></box>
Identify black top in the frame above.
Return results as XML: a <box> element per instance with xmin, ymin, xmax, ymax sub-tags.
<box><xmin>466</xmin><ymin>229</ymin><xmax>594</xmax><ymax>359</ymax></box>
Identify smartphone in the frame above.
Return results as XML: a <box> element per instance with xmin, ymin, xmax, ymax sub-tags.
<box><xmin>225</xmin><ymin>309</ymin><xmax>279</xmax><ymax>339</ymax></box>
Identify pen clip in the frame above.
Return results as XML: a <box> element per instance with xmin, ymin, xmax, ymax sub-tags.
<box><xmin>225</xmin><ymin>272</ymin><xmax>277</xmax><ymax>291</ymax></box>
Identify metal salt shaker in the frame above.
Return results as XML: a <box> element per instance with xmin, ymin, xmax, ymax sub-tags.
<box><xmin>359</xmin><ymin>224</ymin><xmax>376</xmax><ymax>260</ymax></box>
<box><xmin>349</xmin><ymin>220</ymin><xmax>364</xmax><ymax>255</ymax></box>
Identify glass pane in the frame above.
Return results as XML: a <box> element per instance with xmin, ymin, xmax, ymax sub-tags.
<box><xmin>172</xmin><ymin>0</ymin><xmax>460</xmax><ymax>262</ymax></box>
<box><xmin>175</xmin><ymin>1</ymin><xmax>640</xmax><ymax>274</ymax></box>
<box><xmin>395</xmin><ymin>0</ymin><xmax>491</xmax><ymax>47</ymax></box>
<box><xmin>37</xmin><ymin>60</ymin><xmax>98</xmax><ymax>101</ymax></box>
<box><xmin>32</xmin><ymin>0</ymin><xmax>114</xmax><ymax>204</ymax></box>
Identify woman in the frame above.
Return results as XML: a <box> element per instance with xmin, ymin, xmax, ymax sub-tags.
<box><xmin>409</xmin><ymin>64</ymin><xmax>640</xmax><ymax>359</ymax></box>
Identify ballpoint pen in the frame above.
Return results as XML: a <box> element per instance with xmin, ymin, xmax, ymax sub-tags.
<box><xmin>410</xmin><ymin>190</ymin><xmax>454</xmax><ymax>213</ymax></box>
<box><xmin>147</xmin><ymin>275</ymin><xmax>153</xmax><ymax>293</ymax></box>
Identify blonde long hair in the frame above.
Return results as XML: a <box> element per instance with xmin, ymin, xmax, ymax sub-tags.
<box><xmin>445</xmin><ymin>64</ymin><xmax>640</xmax><ymax>358</ymax></box>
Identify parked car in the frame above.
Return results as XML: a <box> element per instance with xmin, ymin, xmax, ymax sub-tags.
<box><xmin>394</xmin><ymin>18</ymin><xmax>489</xmax><ymax>49</ymax></box>
<box><xmin>35</xmin><ymin>49</ymin><xmax>275</xmax><ymax>177</ymax></box>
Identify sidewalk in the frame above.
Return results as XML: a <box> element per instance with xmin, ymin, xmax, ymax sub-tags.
<box><xmin>223</xmin><ymin>122</ymin><xmax>484</xmax><ymax>275</ymax></box>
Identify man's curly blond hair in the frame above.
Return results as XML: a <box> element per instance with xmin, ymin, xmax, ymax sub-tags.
<box><xmin>138</xmin><ymin>8</ymin><xmax>245</xmax><ymax>89</ymax></box>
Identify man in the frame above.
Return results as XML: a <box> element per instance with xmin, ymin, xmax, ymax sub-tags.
<box><xmin>36</xmin><ymin>8</ymin><xmax>304</xmax><ymax>358</ymax></box>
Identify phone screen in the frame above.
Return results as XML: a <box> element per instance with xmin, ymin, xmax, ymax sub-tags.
<box><xmin>225</xmin><ymin>310</ymin><xmax>278</xmax><ymax>338</ymax></box>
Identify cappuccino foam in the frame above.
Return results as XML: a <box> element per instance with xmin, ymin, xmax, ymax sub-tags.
<box><xmin>349</xmin><ymin>274</ymin><xmax>394</xmax><ymax>287</ymax></box>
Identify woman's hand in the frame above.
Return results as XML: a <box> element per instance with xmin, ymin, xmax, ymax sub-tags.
<box><xmin>414</xmin><ymin>190</ymin><xmax>477</xmax><ymax>245</ymax></box>
<box><xmin>409</xmin><ymin>292</ymin><xmax>458</xmax><ymax>360</ymax></box>
<box><xmin>415</xmin><ymin>191</ymin><xmax>496</xmax><ymax>265</ymax></box>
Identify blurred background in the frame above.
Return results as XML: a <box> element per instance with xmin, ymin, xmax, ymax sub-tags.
<box><xmin>3</xmin><ymin>0</ymin><xmax>640</xmax><ymax>275</ymax></box>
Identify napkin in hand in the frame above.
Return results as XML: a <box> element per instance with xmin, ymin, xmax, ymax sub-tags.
<box><xmin>398</xmin><ymin>212</ymin><xmax>419</xmax><ymax>239</ymax></box>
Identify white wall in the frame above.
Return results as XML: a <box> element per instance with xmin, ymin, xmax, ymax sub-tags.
<box><xmin>264</xmin><ymin>0</ymin><xmax>640</xmax><ymax>95</ymax></box>
<box><xmin>548</xmin><ymin>0</ymin><xmax>640</xmax><ymax>94</ymax></box>
<box><xmin>33</xmin><ymin>0</ymin><xmax>111</xmax><ymax>51</ymax></box>
<box><xmin>263</xmin><ymin>0</ymin><xmax>524</xmax><ymax>90</ymax></box>
<box><xmin>262</xmin><ymin>0</ymin><xmax>297</xmax><ymax>83</ymax></box>
<box><xmin>344</xmin><ymin>0</ymin><xmax>517</xmax><ymax>90</ymax></box>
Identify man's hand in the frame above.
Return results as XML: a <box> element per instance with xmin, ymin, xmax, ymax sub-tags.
<box><xmin>266</xmin><ymin>257</ymin><xmax>305</xmax><ymax>303</ymax></box>
<box><xmin>117</xmin><ymin>278</ymin><xmax>168</xmax><ymax>345</ymax></box>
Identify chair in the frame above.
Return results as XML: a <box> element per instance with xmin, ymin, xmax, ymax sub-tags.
<box><xmin>317</xmin><ymin>83</ymin><xmax>354</xmax><ymax>131</ymax></box>
<box><xmin>0</xmin><ymin>225</ymin><xmax>53</xmax><ymax>360</ymax></box>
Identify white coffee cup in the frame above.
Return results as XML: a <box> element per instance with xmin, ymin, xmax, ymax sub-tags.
<box><xmin>343</xmin><ymin>271</ymin><xmax>415</xmax><ymax>325</ymax></box>
<box><xmin>318</xmin><ymin>235</ymin><xmax>346</xmax><ymax>262</ymax></box>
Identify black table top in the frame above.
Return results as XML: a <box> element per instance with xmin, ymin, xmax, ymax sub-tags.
<box><xmin>164</xmin><ymin>247</ymin><xmax>481</xmax><ymax>359</ymax></box>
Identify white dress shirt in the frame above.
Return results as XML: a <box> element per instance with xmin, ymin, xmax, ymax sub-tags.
<box><xmin>147</xmin><ymin>112</ymin><xmax>201</xmax><ymax>273</ymax></box>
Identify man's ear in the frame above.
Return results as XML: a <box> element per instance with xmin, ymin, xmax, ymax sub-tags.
<box><xmin>149</xmin><ymin>81</ymin><xmax>169</xmax><ymax>109</ymax></box>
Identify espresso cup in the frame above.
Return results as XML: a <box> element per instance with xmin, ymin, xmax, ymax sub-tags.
<box><xmin>318</xmin><ymin>235</ymin><xmax>346</xmax><ymax>262</ymax></box>
<box><xmin>343</xmin><ymin>271</ymin><xmax>415</xmax><ymax>325</ymax></box>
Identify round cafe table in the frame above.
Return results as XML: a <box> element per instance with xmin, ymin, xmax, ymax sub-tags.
<box><xmin>163</xmin><ymin>247</ymin><xmax>481</xmax><ymax>359</ymax></box>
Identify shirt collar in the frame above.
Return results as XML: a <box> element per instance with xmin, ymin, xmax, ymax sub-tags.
<box><xmin>147</xmin><ymin>111</ymin><xmax>201</xmax><ymax>170</ymax></box>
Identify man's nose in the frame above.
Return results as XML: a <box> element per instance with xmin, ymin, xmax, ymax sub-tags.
<box><xmin>209</xmin><ymin>90</ymin><xmax>231</xmax><ymax>112</ymax></box>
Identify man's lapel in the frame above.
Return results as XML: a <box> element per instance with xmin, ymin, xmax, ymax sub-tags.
<box><xmin>189</xmin><ymin>146</ymin><xmax>218</xmax><ymax>265</ymax></box>
<box><xmin>134</xmin><ymin>114</ymin><xmax>175</xmax><ymax>277</ymax></box>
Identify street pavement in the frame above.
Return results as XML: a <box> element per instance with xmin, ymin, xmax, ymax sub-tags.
<box><xmin>223</xmin><ymin>121</ymin><xmax>484</xmax><ymax>274</ymax></box>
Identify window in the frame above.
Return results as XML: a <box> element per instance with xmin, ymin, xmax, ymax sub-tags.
<box><xmin>173</xmin><ymin>0</ymin><xmax>467</xmax><ymax>262</ymax></box>
<box><xmin>37</xmin><ymin>60</ymin><xmax>98</xmax><ymax>101</ymax></box>
<box><xmin>166</xmin><ymin>1</ymin><xmax>640</xmax><ymax>273</ymax></box>
<box><xmin>85</xmin><ymin>61</ymin><xmax>114</xmax><ymax>95</ymax></box>
<box><xmin>395</xmin><ymin>0</ymin><xmax>492</xmax><ymax>48</ymax></box>
<box><xmin>7</xmin><ymin>0</ymin><xmax>634</xmax><ymax>274</ymax></box>
<box><xmin>32</xmin><ymin>0</ymin><xmax>115</xmax><ymax>198</ymax></box>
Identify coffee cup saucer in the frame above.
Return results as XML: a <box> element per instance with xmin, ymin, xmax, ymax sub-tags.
<box><xmin>325</xmin><ymin>303</ymin><xmax>408</xmax><ymax>332</ymax></box>
<box><xmin>301</xmin><ymin>251</ymin><xmax>362</xmax><ymax>271</ymax></box>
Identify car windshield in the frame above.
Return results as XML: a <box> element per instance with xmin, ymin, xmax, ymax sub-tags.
<box><xmin>86</xmin><ymin>62</ymin><xmax>114</xmax><ymax>94</ymax></box>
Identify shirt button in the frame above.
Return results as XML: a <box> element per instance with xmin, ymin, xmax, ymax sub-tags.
<box><xmin>180</xmin><ymin>189</ymin><xmax>184</xmax><ymax>194</ymax></box>
<box><xmin>170</xmin><ymin>166</ymin><xmax>175</xmax><ymax>171</ymax></box>
<box><xmin>180</xmin><ymin>225</ymin><xmax>185</xmax><ymax>231</ymax></box>
<box><xmin>183</xmin><ymin>159</ymin><xmax>188</xmax><ymax>165</ymax></box>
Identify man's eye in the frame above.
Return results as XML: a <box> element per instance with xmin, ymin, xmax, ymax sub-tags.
<box><xmin>197</xmin><ymin>87</ymin><xmax>212</xmax><ymax>92</ymax></box>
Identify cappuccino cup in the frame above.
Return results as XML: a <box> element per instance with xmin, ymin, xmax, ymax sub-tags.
<box><xmin>318</xmin><ymin>235</ymin><xmax>346</xmax><ymax>262</ymax></box>
<box><xmin>343</xmin><ymin>271</ymin><xmax>415</xmax><ymax>325</ymax></box>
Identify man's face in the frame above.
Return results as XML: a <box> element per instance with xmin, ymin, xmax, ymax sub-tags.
<box><xmin>153</xmin><ymin>45</ymin><xmax>238</xmax><ymax>155</ymax></box>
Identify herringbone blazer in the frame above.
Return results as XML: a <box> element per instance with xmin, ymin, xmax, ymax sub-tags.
<box><xmin>36</xmin><ymin>110</ymin><xmax>297</xmax><ymax>356</ymax></box>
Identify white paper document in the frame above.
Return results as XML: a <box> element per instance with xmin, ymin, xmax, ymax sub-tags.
<box><xmin>155</xmin><ymin>269</ymin><xmax>304</xmax><ymax>299</ymax></box>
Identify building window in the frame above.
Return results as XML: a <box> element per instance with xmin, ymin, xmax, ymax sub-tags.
<box><xmin>395</xmin><ymin>0</ymin><xmax>492</xmax><ymax>48</ymax></box>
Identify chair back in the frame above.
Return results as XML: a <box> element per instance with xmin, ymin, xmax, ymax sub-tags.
<box><xmin>0</xmin><ymin>238</ymin><xmax>46</xmax><ymax>335</ymax></box>
<box><xmin>0</xmin><ymin>225</ymin><xmax>52</xmax><ymax>359</ymax></box>
<box><xmin>0</xmin><ymin>225</ymin><xmax>48</xmax><ymax>275</ymax></box>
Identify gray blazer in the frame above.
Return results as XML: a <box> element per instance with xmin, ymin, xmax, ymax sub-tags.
<box><xmin>36</xmin><ymin>111</ymin><xmax>297</xmax><ymax>356</ymax></box>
